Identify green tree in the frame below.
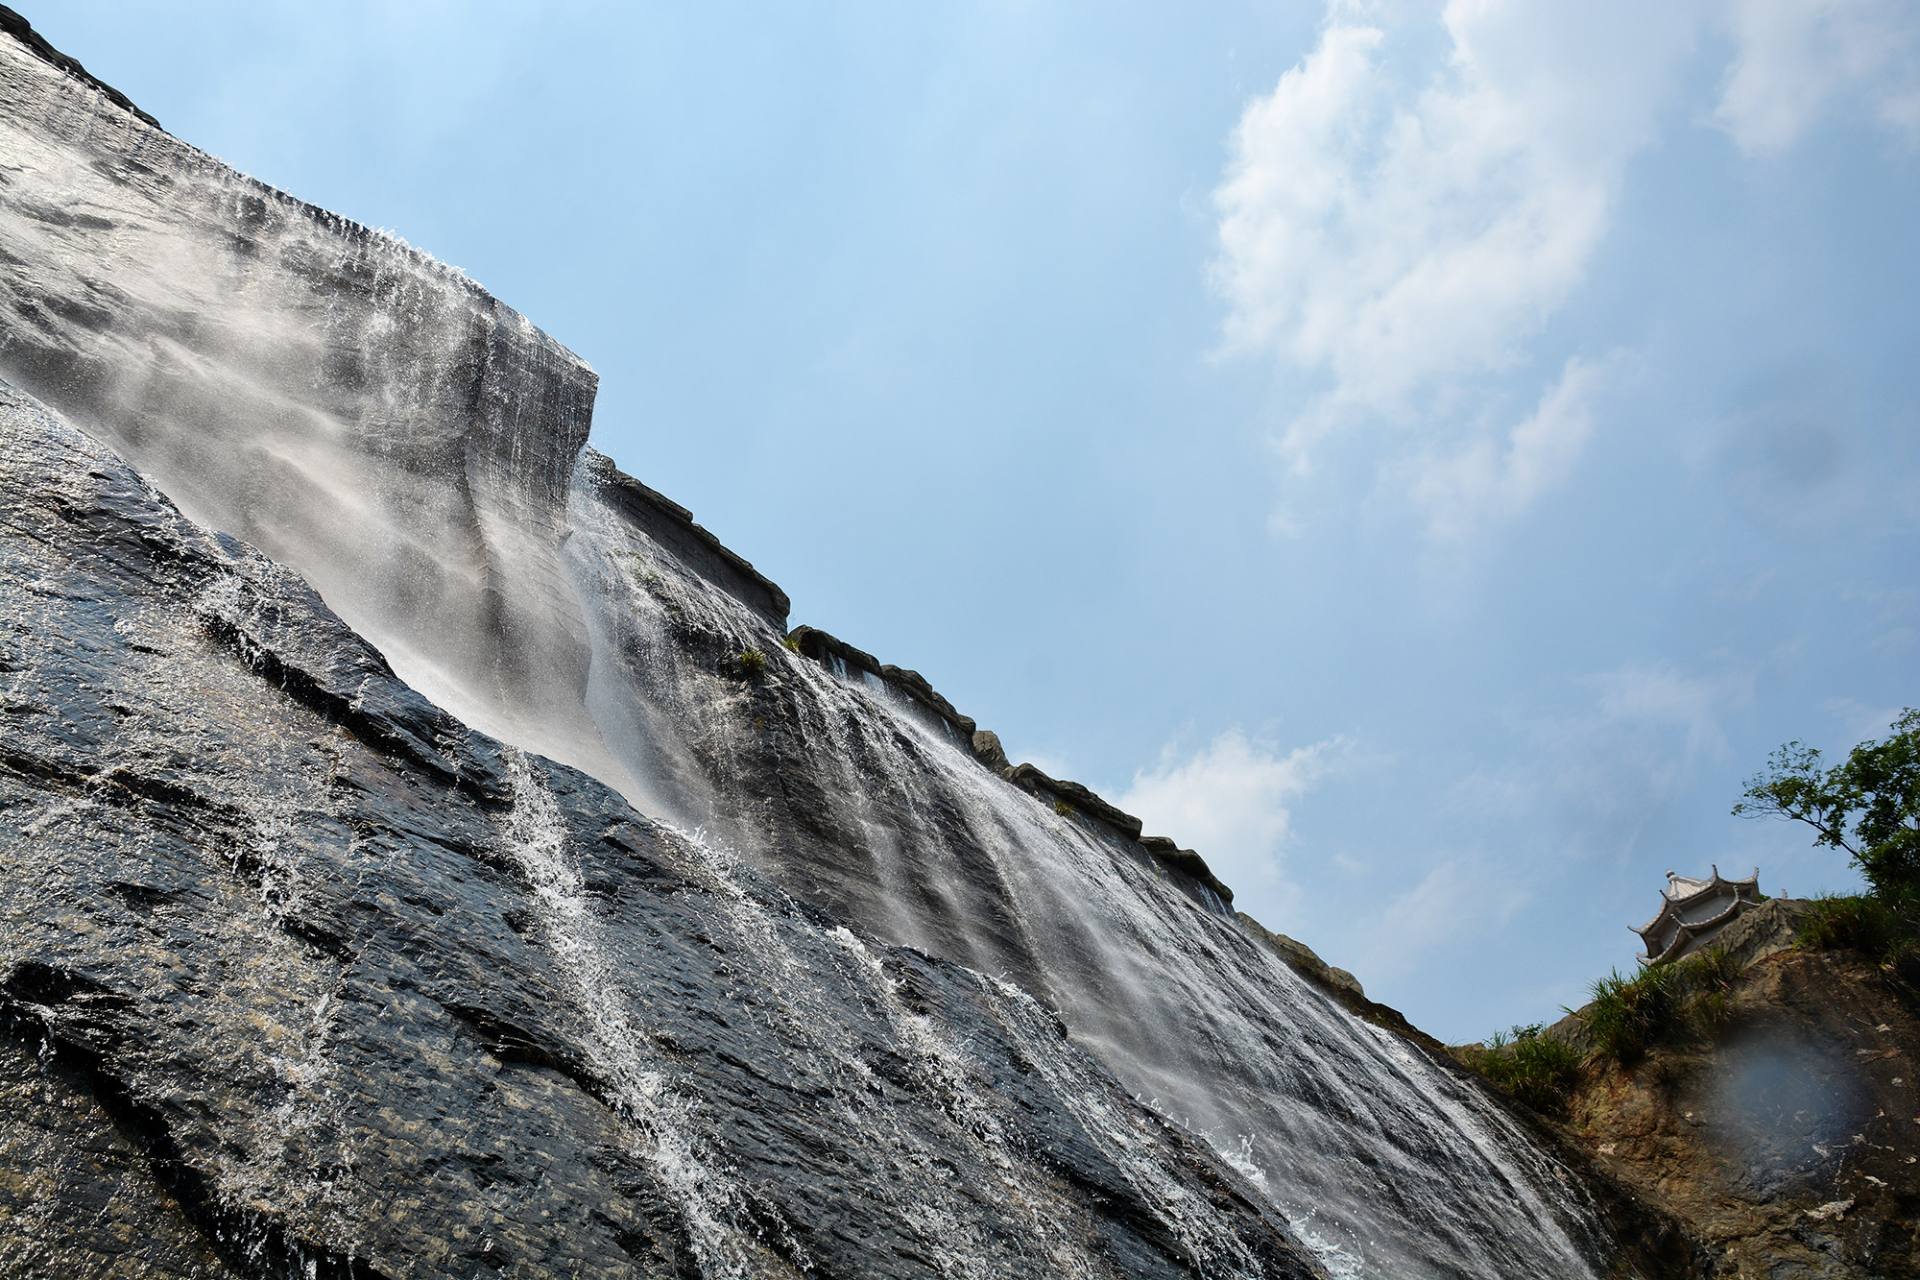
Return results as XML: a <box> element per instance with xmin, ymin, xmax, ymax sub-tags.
<box><xmin>1735</xmin><ymin>708</ymin><xmax>1920</xmax><ymax>905</ymax></box>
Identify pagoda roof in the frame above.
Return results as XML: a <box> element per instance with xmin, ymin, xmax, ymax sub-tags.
<box><xmin>1631</xmin><ymin>864</ymin><xmax>1759</xmax><ymax>937</ymax></box>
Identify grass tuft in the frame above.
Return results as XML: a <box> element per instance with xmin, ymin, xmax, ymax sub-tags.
<box><xmin>1796</xmin><ymin>892</ymin><xmax>1915</xmax><ymax>960</ymax></box>
<box><xmin>1580</xmin><ymin>946</ymin><xmax>1740</xmax><ymax>1065</ymax></box>
<box><xmin>734</xmin><ymin>648</ymin><xmax>768</xmax><ymax>680</ymax></box>
<box><xmin>1456</xmin><ymin>1024</ymin><xmax>1583</xmax><ymax>1116</ymax></box>
<box><xmin>1583</xmin><ymin>967</ymin><xmax>1675</xmax><ymax>1065</ymax></box>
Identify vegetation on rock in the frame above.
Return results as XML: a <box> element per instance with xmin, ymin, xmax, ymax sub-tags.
<box><xmin>1453</xmin><ymin>1024</ymin><xmax>1582</xmax><ymax>1115</ymax></box>
<box><xmin>1796</xmin><ymin>890</ymin><xmax>1917</xmax><ymax>964</ymax></box>
<box><xmin>1461</xmin><ymin>945</ymin><xmax>1740</xmax><ymax>1105</ymax></box>
<box><xmin>1448</xmin><ymin>714</ymin><xmax>1920</xmax><ymax>1275</ymax></box>
<box><xmin>1736</xmin><ymin>708</ymin><xmax>1919</xmax><ymax>907</ymax></box>
<box><xmin>1738</xmin><ymin>708</ymin><xmax>1919</xmax><ymax>971</ymax></box>
<box><xmin>1580</xmin><ymin>946</ymin><xmax>1739</xmax><ymax>1065</ymax></box>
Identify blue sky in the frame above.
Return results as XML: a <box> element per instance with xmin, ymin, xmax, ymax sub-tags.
<box><xmin>40</xmin><ymin>1</ymin><xmax>1919</xmax><ymax>1041</ymax></box>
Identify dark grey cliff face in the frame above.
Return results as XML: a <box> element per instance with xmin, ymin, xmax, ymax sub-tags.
<box><xmin>0</xmin><ymin>22</ymin><xmax>618</xmax><ymax>795</ymax></box>
<box><xmin>0</xmin><ymin>385</ymin><xmax>1325</xmax><ymax>1279</ymax></box>
<box><xmin>0</xmin><ymin>16</ymin><xmax>1683</xmax><ymax>1279</ymax></box>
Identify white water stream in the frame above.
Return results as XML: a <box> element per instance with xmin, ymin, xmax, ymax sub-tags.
<box><xmin>559</xmin><ymin>514</ymin><xmax>1607</xmax><ymax>1279</ymax></box>
<box><xmin>0</xmin><ymin>38</ymin><xmax>1617</xmax><ymax>1277</ymax></box>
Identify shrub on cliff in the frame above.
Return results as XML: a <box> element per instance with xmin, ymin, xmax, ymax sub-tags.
<box><xmin>1796</xmin><ymin>891</ymin><xmax>1914</xmax><ymax>963</ymax></box>
<box><xmin>1736</xmin><ymin>708</ymin><xmax>1920</xmax><ymax>906</ymax></box>
<box><xmin>1583</xmin><ymin>966</ymin><xmax>1677</xmax><ymax>1065</ymax></box>
<box><xmin>1582</xmin><ymin>946</ymin><xmax>1740</xmax><ymax>1066</ymax></box>
<box><xmin>1737</xmin><ymin>708</ymin><xmax>1919</xmax><ymax>966</ymax></box>
<box><xmin>1457</xmin><ymin>1024</ymin><xmax>1582</xmax><ymax>1115</ymax></box>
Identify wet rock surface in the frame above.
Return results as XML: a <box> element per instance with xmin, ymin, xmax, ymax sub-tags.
<box><xmin>0</xmin><ymin>386</ymin><xmax>1327</xmax><ymax>1279</ymax></box>
<box><xmin>0</xmin><ymin>17</ymin><xmax>609</xmax><ymax>792</ymax></box>
<box><xmin>0</xmin><ymin>10</ymin><xmax>1688</xmax><ymax>1276</ymax></box>
<box><xmin>0</xmin><ymin>3</ymin><xmax>158</xmax><ymax>127</ymax></box>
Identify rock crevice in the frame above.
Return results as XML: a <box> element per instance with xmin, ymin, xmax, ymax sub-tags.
<box><xmin>0</xmin><ymin>10</ymin><xmax>1695</xmax><ymax>1275</ymax></box>
<box><xmin>0</xmin><ymin>381</ymin><xmax>1333</xmax><ymax>1278</ymax></box>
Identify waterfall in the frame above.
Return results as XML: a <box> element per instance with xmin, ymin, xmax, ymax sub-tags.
<box><xmin>498</xmin><ymin>750</ymin><xmax>755</xmax><ymax>1278</ymax></box>
<box><xmin>554</xmin><ymin>500</ymin><xmax>1609</xmax><ymax>1278</ymax></box>
<box><xmin>0</xmin><ymin>31</ymin><xmax>1621</xmax><ymax>1278</ymax></box>
<box><xmin>495</xmin><ymin>749</ymin><xmax>1295</xmax><ymax>1279</ymax></box>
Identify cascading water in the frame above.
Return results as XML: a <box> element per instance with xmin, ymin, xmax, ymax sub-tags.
<box><xmin>493</xmin><ymin>742</ymin><xmax>1299</xmax><ymax>1280</ymax></box>
<box><xmin>555</xmin><ymin>488</ymin><xmax>1612</xmax><ymax>1279</ymax></box>
<box><xmin>3</xmin><ymin>380</ymin><xmax>1326</xmax><ymax>1277</ymax></box>
<box><xmin>0</xmin><ymin>27</ymin><xmax>1634</xmax><ymax>1278</ymax></box>
<box><xmin>496</xmin><ymin>749</ymin><xmax>755</xmax><ymax>1278</ymax></box>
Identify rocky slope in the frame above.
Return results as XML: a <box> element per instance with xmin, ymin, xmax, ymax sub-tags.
<box><xmin>0</xmin><ymin>383</ymin><xmax>1328</xmax><ymax>1278</ymax></box>
<box><xmin>1539</xmin><ymin>904</ymin><xmax>1920</xmax><ymax>1278</ymax></box>
<box><xmin>1</xmin><ymin>9</ymin><xmax>1695</xmax><ymax>1277</ymax></box>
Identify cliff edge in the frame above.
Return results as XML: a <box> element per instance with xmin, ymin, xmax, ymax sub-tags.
<box><xmin>1491</xmin><ymin>902</ymin><xmax>1920</xmax><ymax>1278</ymax></box>
<box><xmin>0</xmin><ymin>8</ymin><xmax>1700</xmax><ymax>1276</ymax></box>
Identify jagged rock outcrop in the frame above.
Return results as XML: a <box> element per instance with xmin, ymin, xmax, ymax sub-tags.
<box><xmin>1237</xmin><ymin>916</ymin><xmax>1366</xmax><ymax>1004</ymax></box>
<box><xmin>1552</xmin><ymin>905</ymin><xmax>1920</xmax><ymax>1278</ymax></box>
<box><xmin>0</xmin><ymin>385</ymin><xmax>1326</xmax><ymax>1279</ymax></box>
<box><xmin>0</xmin><ymin>9</ymin><xmax>1697</xmax><ymax>1277</ymax></box>
<box><xmin>0</xmin><ymin>3</ymin><xmax>157</xmax><ymax>126</ymax></box>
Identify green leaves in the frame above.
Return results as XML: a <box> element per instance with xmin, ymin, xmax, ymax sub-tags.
<box><xmin>1736</xmin><ymin>708</ymin><xmax>1920</xmax><ymax>903</ymax></box>
<box><xmin>1458</xmin><ymin>1023</ymin><xmax>1583</xmax><ymax>1116</ymax></box>
<box><xmin>1842</xmin><ymin>708</ymin><xmax>1920</xmax><ymax>899</ymax></box>
<box><xmin>1581</xmin><ymin>947</ymin><xmax>1738</xmax><ymax>1066</ymax></box>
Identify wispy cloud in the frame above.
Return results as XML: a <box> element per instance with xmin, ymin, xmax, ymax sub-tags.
<box><xmin>1822</xmin><ymin>696</ymin><xmax>1910</xmax><ymax>747</ymax></box>
<box><xmin>1212</xmin><ymin>3</ymin><xmax>1692</xmax><ymax>472</ymax></box>
<box><xmin>1348</xmin><ymin>858</ymin><xmax>1530</xmax><ymax>984</ymax></box>
<box><xmin>1408</xmin><ymin>353</ymin><xmax>1622</xmax><ymax>540</ymax></box>
<box><xmin>1117</xmin><ymin>729</ymin><xmax>1346</xmax><ymax>923</ymax></box>
<box><xmin>1715</xmin><ymin>0</ymin><xmax>1920</xmax><ymax>153</ymax></box>
<box><xmin>1451</xmin><ymin>661</ymin><xmax>1756</xmax><ymax>862</ymax></box>
<box><xmin>1212</xmin><ymin>0</ymin><xmax>1918</xmax><ymax>543</ymax></box>
<box><xmin>1588</xmin><ymin>662</ymin><xmax>1754</xmax><ymax>764</ymax></box>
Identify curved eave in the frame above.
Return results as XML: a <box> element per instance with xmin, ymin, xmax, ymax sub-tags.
<box><xmin>1633</xmin><ymin>867</ymin><xmax>1761</xmax><ymax>934</ymax></box>
<box><xmin>1635</xmin><ymin>894</ymin><xmax>1759</xmax><ymax>965</ymax></box>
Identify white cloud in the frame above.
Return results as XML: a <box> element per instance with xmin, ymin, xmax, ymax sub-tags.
<box><xmin>1117</xmin><ymin>729</ymin><xmax>1343</xmax><ymax>919</ymax></box>
<box><xmin>1450</xmin><ymin>661</ymin><xmax>1755</xmax><ymax>858</ymax></box>
<box><xmin>1589</xmin><ymin>662</ymin><xmax>1752</xmax><ymax>763</ymax></box>
<box><xmin>1715</xmin><ymin>0</ymin><xmax>1920</xmax><ymax>153</ymax></box>
<box><xmin>1349</xmin><ymin>858</ymin><xmax>1530</xmax><ymax>983</ymax></box>
<box><xmin>1213</xmin><ymin>3</ymin><xmax>1693</xmax><ymax>440</ymax></box>
<box><xmin>1213</xmin><ymin>2</ymin><xmax>1920</xmax><ymax>543</ymax></box>
<box><xmin>1408</xmin><ymin>353</ymin><xmax>1617</xmax><ymax>539</ymax></box>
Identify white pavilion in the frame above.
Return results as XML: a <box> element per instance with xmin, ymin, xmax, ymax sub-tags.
<box><xmin>1631</xmin><ymin>865</ymin><xmax>1764</xmax><ymax>965</ymax></box>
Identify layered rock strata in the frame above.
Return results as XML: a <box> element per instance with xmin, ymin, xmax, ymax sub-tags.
<box><xmin>0</xmin><ymin>383</ymin><xmax>1327</xmax><ymax>1279</ymax></box>
<box><xmin>0</xmin><ymin>11</ymin><xmax>1690</xmax><ymax>1277</ymax></box>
